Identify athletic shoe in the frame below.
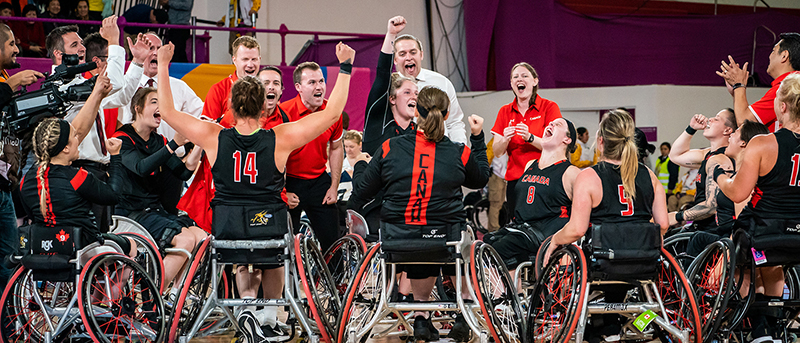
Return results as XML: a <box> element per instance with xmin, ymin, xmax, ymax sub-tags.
<box><xmin>447</xmin><ymin>313</ymin><xmax>471</xmax><ymax>342</ymax></box>
<box><xmin>413</xmin><ymin>315</ymin><xmax>440</xmax><ymax>342</ymax></box>
<box><xmin>238</xmin><ymin>310</ymin><xmax>268</xmax><ymax>343</ymax></box>
<box><xmin>260</xmin><ymin>323</ymin><xmax>285</xmax><ymax>338</ymax></box>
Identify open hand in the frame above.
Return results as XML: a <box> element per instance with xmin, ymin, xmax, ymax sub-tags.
<box><xmin>99</xmin><ymin>15</ymin><xmax>120</xmax><ymax>45</ymax></box>
<box><xmin>128</xmin><ymin>33</ymin><xmax>153</xmax><ymax>64</ymax></box>
<box><xmin>716</xmin><ymin>55</ymin><xmax>749</xmax><ymax>86</ymax></box>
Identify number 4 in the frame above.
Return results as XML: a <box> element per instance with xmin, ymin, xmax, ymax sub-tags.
<box><xmin>618</xmin><ymin>185</ymin><xmax>634</xmax><ymax>216</ymax></box>
<box><xmin>233</xmin><ymin>151</ymin><xmax>259</xmax><ymax>184</ymax></box>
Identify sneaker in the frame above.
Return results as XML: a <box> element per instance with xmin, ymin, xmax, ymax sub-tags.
<box><xmin>413</xmin><ymin>315</ymin><xmax>440</xmax><ymax>342</ymax></box>
<box><xmin>447</xmin><ymin>314</ymin><xmax>471</xmax><ymax>342</ymax></box>
<box><xmin>260</xmin><ymin>323</ymin><xmax>285</xmax><ymax>338</ymax></box>
<box><xmin>238</xmin><ymin>310</ymin><xmax>268</xmax><ymax>343</ymax></box>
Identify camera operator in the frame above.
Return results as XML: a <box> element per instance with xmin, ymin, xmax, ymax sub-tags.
<box><xmin>39</xmin><ymin>16</ymin><xmax>138</xmax><ymax>232</ymax></box>
<box><xmin>0</xmin><ymin>23</ymin><xmax>43</xmax><ymax>292</ymax></box>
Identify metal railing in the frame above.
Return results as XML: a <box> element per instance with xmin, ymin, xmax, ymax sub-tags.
<box><xmin>0</xmin><ymin>15</ymin><xmax>382</xmax><ymax>65</ymax></box>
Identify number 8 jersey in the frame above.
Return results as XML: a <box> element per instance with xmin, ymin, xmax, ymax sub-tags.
<box><xmin>212</xmin><ymin>128</ymin><xmax>285</xmax><ymax>206</ymax></box>
<box><xmin>590</xmin><ymin>161</ymin><xmax>655</xmax><ymax>224</ymax></box>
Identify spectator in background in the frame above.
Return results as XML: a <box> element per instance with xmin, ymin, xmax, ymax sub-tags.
<box><xmin>655</xmin><ymin>142</ymin><xmax>679</xmax><ymax>196</ymax></box>
<box><xmin>159</xmin><ymin>0</ymin><xmax>192</xmax><ymax>62</ymax></box>
<box><xmin>11</xmin><ymin>4</ymin><xmax>45</xmax><ymax>57</ymax></box>
<box><xmin>0</xmin><ymin>0</ymin><xmax>25</xmax><ymax>16</ymax></box>
<box><xmin>218</xmin><ymin>0</ymin><xmax>259</xmax><ymax>56</ymax></box>
<box><xmin>633</xmin><ymin>127</ymin><xmax>655</xmax><ymax>168</ymax></box>
<box><xmin>87</xmin><ymin>0</ymin><xmax>102</xmax><ymax>17</ymax></box>
<box><xmin>570</xmin><ymin>126</ymin><xmax>596</xmax><ymax>168</ymax></box>
<box><xmin>121</xmin><ymin>5</ymin><xmax>167</xmax><ymax>58</ymax></box>
<box><xmin>0</xmin><ymin>3</ymin><xmax>13</xmax><ymax>24</ymax></box>
<box><xmin>342</xmin><ymin>130</ymin><xmax>368</xmax><ymax>179</ymax></box>
<box><xmin>668</xmin><ymin>168</ymin><xmax>698</xmax><ymax>212</ymax></box>
<box><xmin>41</xmin><ymin>0</ymin><xmax>65</xmax><ymax>35</ymax></box>
<box><xmin>72</xmin><ymin>0</ymin><xmax>100</xmax><ymax>36</ymax></box>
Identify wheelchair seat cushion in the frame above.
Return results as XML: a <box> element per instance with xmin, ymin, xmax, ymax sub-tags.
<box><xmin>19</xmin><ymin>224</ymin><xmax>79</xmax><ymax>257</ymax></box>
<box><xmin>212</xmin><ymin>203</ymin><xmax>289</xmax><ymax>240</ymax></box>
<box><xmin>587</xmin><ymin>222</ymin><xmax>662</xmax><ymax>279</ymax></box>
<box><xmin>380</xmin><ymin>222</ymin><xmax>462</xmax><ymax>263</ymax></box>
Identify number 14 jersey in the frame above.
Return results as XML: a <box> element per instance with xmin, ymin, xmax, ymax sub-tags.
<box><xmin>212</xmin><ymin>128</ymin><xmax>285</xmax><ymax>206</ymax></box>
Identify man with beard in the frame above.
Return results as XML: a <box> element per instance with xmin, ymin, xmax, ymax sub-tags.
<box><xmin>203</xmin><ymin>35</ymin><xmax>260</xmax><ymax>122</ymax></box>
<box><xmin>282</xmin><ymin>61</ymin><xmax>344</xmax><ymax>252</ymax></box>
<box><xmin>0</xmin><ymin>23</ymin><xmax>43</xmax><ymax>292</ymax></box>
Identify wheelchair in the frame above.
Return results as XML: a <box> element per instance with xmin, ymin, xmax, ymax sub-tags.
<box><xmin>172</xmin><ymin>218</ymin><xmax>341</xmax><ymax>343</ymax></box>
<box><xmin>526</xmin><ymin>222</ymin><xmax>701</xmax><ymax>343</ymax></box>
<box><xmin>685</xmin><ymin>227</ymin><xmax>800</xmax><ymax>342</ymax></box>
<box><xmin>324</xmin><ymin>210</ymin><xmax>368</xmax><ymax>299</ymax></box>
<box><xmin>0</xmin><ymin>225</ymin><xmax>165</xmax><ymax>343</ymax></box>
<box><xmin>336</xmin><ymin>222</ymin><xmax>524</xmax><ymax>343</ymax></box>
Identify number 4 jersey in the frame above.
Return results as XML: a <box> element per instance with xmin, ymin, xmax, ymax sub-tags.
<box><xmin>590</xmin><ymin>161</ymin><xmax>655</xmax><ymax>225</ymax></box>
<box><xmin>212</xmin><ymin>128</ymin><xmax>285</xmax><ymax>206</ymax></box>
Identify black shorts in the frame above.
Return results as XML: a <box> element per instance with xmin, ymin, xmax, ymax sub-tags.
<box><xmin>99</xmin><ymin>233</ymin><xmax>132</xmax><ymax>255</ymax></box>
<box><xmin>484</xmin><ymin>227</ymin><xmax>541</xmax><ymax>269</ymax></box>
<box><xmin>122</xmin><ymin>208</ymin><xmax>193</xmax><ymax>246</ymax></box>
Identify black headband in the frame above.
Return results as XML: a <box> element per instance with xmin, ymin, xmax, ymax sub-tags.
<box><xmin>564</xmin><ymin>118</ymin><xmax>578</xmax><ymax>154</ymax></box>
<box><xmin>48</xmin><ymin>120</ymin><xmax>71</xmax><ymax>157</ymax></box>
<box><xmin>417</xmin><ymin>105</ymin><xmax>448</xmax><ymax>120</ymax></box>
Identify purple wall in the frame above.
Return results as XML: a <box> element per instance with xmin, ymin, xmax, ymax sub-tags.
<box><xmin>465</xmin><ymin>0</ymin><xmax>800</xmax><ymax>91</ymax></box>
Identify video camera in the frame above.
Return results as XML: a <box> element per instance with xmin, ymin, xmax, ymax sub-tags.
<box><xmin>1</xmin><ymin>54</ymin><xmax>97</xmax><ymax>135</ymax></box>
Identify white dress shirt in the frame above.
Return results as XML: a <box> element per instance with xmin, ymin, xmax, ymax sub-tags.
<box><xmin>63</xmin><ymin>45</ymin><xmax>138</xmax><ymax>164</ymax></box>
<box><xmin>415</xmin><ymin>68</ymin><xmax>467</xmax><ymax>144</ymax></box>
<box><xmin>118</xmin><ymin>75</ymin><xmax>204</xmax><ymax>141</ymax></box>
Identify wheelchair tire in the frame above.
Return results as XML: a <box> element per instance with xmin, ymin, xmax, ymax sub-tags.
<box><xmin>663</xmin><ymin>231</ymin><xmax>697</xmax><ymax>267</ymax></box>
<box><xmin>168</xmin><ymin>237</ymin><xmax>212</xmax><ymax>343</ymax></box>
<box><xmin>337</xmin><ymin>243</ymin><xmax>383</xmax><ymax>343</ymax></box>
<box><xmin>323</xmin><ymin>233</ymin><xmax>367</xmax><ymax>298</ymax></box>
<box><xmin>526</xmin><ymin>244</ymin><xmax>587</xmax><ymax>343</ymax></box>
<box><xmin>468</xmin><ymin>198</ymin><xmax>508</xmax><ymax>234</ymax></box>
<box><xmin>117</xmin><ymin>232</ymin><xmax>165</xmax><ymax>294</ymax></box>
<box><xmin>295</xmin><ymin>233</ymin><xmax>340</xmax><ymax>343</ymax></box>
<box><xmin>685</xmin><ymin>238</ymin><xmax>735</xmax><ymax>343</ymax></box>
<box><xmin>0</xmin><ymin>267</ymin><xmax>74</xmax><ymax>343</ymax></box>
<box><xmin>534</xmin><ymin>236</ymin><xmax>552</xmax><ymax>281</ymax></box>
<box><xmin>656</xmin><ymin>248</ymin><xmax>702</xmax><ymax>343</ymax></box>
<box><xmin>471</xmin><ymin>241</ymin><xmax>525</xmax><ymax>343</ymax></box>
<box><xmin>78</xmin><ymin>252</ymin><xmax>165</xmax><ymax>343</ymax></box>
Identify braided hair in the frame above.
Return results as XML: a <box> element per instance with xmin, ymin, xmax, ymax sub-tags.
<box><xmin>31</xmin><ymin>118</ymin><xmax>64</xmax><ymax>217</ymax></box>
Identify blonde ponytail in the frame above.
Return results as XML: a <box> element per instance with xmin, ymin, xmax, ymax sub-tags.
<box><xmin>599</xmin><ymin>109</ymin><xmax>639</xmax><ymax>200</ymax></box>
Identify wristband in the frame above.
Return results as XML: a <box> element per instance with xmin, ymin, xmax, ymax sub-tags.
<box><xmin>339</xmin><ymin>62</ymin><xmax>352</xmax><ymax>75</ymax></box>
<box><xmin>685</xmin><ymin>125</ymin><xmax>697</xmax><ymax>135</ymax></box>
<box><xmin>675</xmin><ymin>211</ymin><xmax>684</xmax><ymax>223</ymax></box>
<box><xmin>167</xmin><ymin>140</ymin><xmax>180</xmax><ymax>152</ymax></box>
<box><xmin>731</xmin><ymin>83</ymin><xmax>745</xmax><ymax>91</ymax></box>
<box><xmin>713</xmin><ymin>165</ymin><xmax>730</xmax><ymax>183</ymax></box>
<box><xmin>526</xmin><ymin>134</ymin><xmax>535</xmax><ymax>143</ymax></box>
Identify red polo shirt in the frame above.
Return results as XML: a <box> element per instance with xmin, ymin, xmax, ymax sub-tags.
<box><xmin>283</xmin><ymin>95</ymin><xmax>344</xmax><ymax>180</ymax></box>
<box><xmin>202</xmin><ymin>74</ymin><xmax>237</xmax><ymax>121</ymax></box>
<box><xmin>218</xmin><ymin>104</ymin><xmax>287</xmax><ymax>129</ymax></box>
<box><xmin>491</xmin><ymin>95</ymin><xmax>562</xmax><ymax>181</ymax></box>
<box><xmin>751</xmin><ymin>71</ymin><xmax>800</xmax><ymax>132</ymax></box>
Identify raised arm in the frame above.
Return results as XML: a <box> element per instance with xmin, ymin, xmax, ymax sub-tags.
<box><xmin>669</xmin><ymin>114</ymin><xmax>709</xmax><ymax>168</ymax></box>
<box><xmin>717</xmin><ymin>56</ymin><xmax>757</xmax><ymax>125</ymax></box>
<box><xmin>363</xmin><ymin>16</ymin><xmax>405</xmax><ymax>154</ymax></box>
<box><xmin>72</xmin><ymin>67</ymin><xmax>112</xmax><ymax>144</ymax></box>
<box><xmin>156</xmin><ymin>43</ymin><xmax>222</xmax><ymax>159</ymax></box>
<box><xmin>273</xmin><ymin>42</ymin><xmax>354</xmax><ymax>166</ymax></box>
<box><xmin>716</xmin><ymin>135</ymin><xmax>771</xmax><ymax>203</ymax></box>
<box><xmin>463</xmin><ymin>115</ymin><xmax>490</xmax><ymax>189</ymax></box>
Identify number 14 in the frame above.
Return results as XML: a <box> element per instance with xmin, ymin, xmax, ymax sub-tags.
<box><xmin>233</xmin><ymin>151</ymin><xmax>258</xmax><ymax>184</ymax></box>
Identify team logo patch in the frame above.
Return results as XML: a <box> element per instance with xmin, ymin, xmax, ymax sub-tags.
<box><xmin>19</xmin><ymin>234</ymin><xmax>27</xmax><ymax>249</ymax></box>
<box><xmin>56</xmin><ymin>230</ymin><xmax>70</xmax><ymax>243</ymax></box>
<box><xmin>250</xmin><ymin>210</ymin><xmax>272</xmax><ymax>226</ymax></box>
<box><xmin>41</xmin><ymin>240</ymin><xmax>53</xmax><ymax>252</ymax></box>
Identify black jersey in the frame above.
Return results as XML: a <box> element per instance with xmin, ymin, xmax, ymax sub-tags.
<box><xmin>19</xmin><ymin>157</ymin><xmax>123</xmax><ymax>244</ymax></box>
<box><xmin>212</xmin><ymin>128</ymin><xmax>284</xmax><ymax>206</ymax></box>
<box><xmin>354</xmin><ymin>131</ymin><xmax>490</xmax><ymax>228</ymax></box>
<box><xmin>590</xmin><ymin>161</ymin><xmax>654</xmax><ymax>225</ymax></box>
<box><xmin>362</xmin><ymin>52</ymin><xmax>417</xmax><ymax>156</ymax></box>
<box><xmin>748</xmin><ymin>129</ymin><xmax>800</xmax><ymax>219</ymax></box>
<box><xmin>114</xmin><ymin>124</ymin><xmax>193</xmax><ymax>211</ymax></box>
<box><xmin>690</xmin><ymin>146</ymin><xmax>727</xmax><ymax>229</ymax></box>
<box><xmin>514</xmin><ymin>159</ymin><xmax>571</xmax><ymax>237</ymax></box>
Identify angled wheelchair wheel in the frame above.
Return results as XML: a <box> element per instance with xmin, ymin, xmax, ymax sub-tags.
<box><xmin>526</xmin><ymin>244</ymin><xmax>587</xmax><ymax>343</ymax></box>
<box><xmin>1</xmin><ymin>267</ymin><xmax>74</xmax><ymax>343</ymax></box>
<box><xmin>685</xmin><ymin>238</ymin><xmax>735</xmax><ymax>343</ymax></box>
<box><xmin>337</xmin><ymin>243</ymin><xmax>383</xmax><ymax>343</ymax></box>
<box><xmin>324</xmin><ymin>233</ymin><xmax>367</xmax><ymax>298</ymax></box>
<box><xmin>534</xmin><ymin>236</ymin><xmax>553</xmax><ymax>281</ymax></box>
<box><xmin>78</xmin><ymin>252</ymin><xmax>165</xmax><ymax>343</ymax></box>
<box><xmin>664</xmin><ymin>231</ymin><xmax>697</xmax><ymax>267</ymax></box>
<box><xmin>168</xmin><ymin>237</ymin><xmax>212</xmax><ymax>343</ymax></box>
<box><xmin>471</xmin><ymin>241</ymin><xmax>524</xmax><ymax>343</ymax></box>
<box><xmin>468</xmin><ymin>198</ymin><xmax>508</xmax><ymax>234</ymax></box>
<box><xmin>117</xmin><ymin>232</ymin><xmax>165</xmax><ymax>294</ymax></box>
<box><xmin>657</xmin><ymin>248</ymin><xmax>702</xmax><ymax>343</ymax></box>
<box><xmin>295</xmin><ymin>234</ymin><xmax>341</xmax><ymax>342</ymax></box>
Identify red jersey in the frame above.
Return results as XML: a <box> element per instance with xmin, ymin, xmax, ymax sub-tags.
<box><xmin>491</xmin><ymin>95</ymin><xmax>562</xmax><ymax>181</ymax></box>
<box><xmin>202</xmin><ymin>74</ymin><xmax>237</xmax><ymax>121</ymax></box>
<box><xmin>282</xmin><ymin>95</ymin><xmax>344</xmax><ymax>180</ymax></box>
<box><xmin>751</xmin><ymin>71</ymin><xmax>800</xmax><ymax>132</ymax></box>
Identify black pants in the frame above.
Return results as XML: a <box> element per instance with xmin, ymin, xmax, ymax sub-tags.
<box><xmin>167</xmin><ymin>28</ymin><xmax>190</xmax><ymax>62</ymax></box>
<box><xmin>286</xmin><ymin>173</ymin><xmax>340</xmax><ymax>252</ymax></box>
<box><xmin>505</xmin><ymin>179</ymin><xmax>518</xmax><ymax>225</ymax></box>
<box><xmin>73</xmin><ymin>160</ymin><xmax>110</xmax><ymax>233</ymax></box>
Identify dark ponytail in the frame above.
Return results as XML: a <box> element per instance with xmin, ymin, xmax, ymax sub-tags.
<box><xmin>416</xmin><ymin>86</ymin><xmax>449</xmax><ymax>142</ymax></box>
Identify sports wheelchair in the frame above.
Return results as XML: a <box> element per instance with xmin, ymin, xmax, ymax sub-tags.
<box><xmin>170</xmin><ymin>218</ymin><xmax>341</xmax><ymax>343</ymax></box>
<box><xmin>336</xmin><ymin>221</ymin><xmax>524</xmax><ymax>343</ymax></box>
<box><xmin>526</xmin><ymin>222</ymin><xmax>701</xmax><ymax>343</ymax></box>
<box><xmin>0</xmin><ymin>225</ymin><xmax>165</xmax><ymax>343</ymax></box>
<box><xmin>685</xmin><ymin>225</ymin><xmax>800</xmax><ymax>343</ymax></box>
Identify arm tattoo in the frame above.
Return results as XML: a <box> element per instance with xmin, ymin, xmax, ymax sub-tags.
<box><xmin>684</xmin><ymin>162</ymin><xmax>720</xmax><ymax>221</ymax></box>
